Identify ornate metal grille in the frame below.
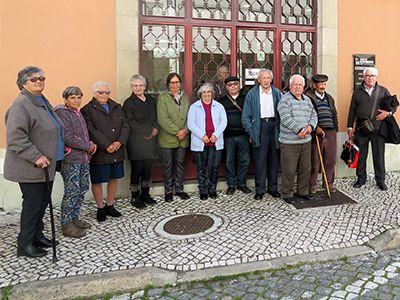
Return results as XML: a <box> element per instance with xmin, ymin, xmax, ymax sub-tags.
<box><xmin>238</xmin><ymin>0</ymin><xmax>274</xmax><ymax>23</ymax></box>
<box><xmin>281</xmin><ymin>31</ymin><xmax>314</xmax><ymax>91</ymax></box>
<box><xmin>192</xmin><ymin>0</ymin><xmax>231</xmax><ymax>20</ymax></box>
<box><xmin>281</xmin><ymin>0</ymin><xmax>314</xmax><ymax>25</ymax></box>
<box><xmin>142</xmin><ymin>0</ymin><xmax>185</xmax><ymax>17</ymax></box>
<box><xmin>142</xmin><ymin>24</ymin><xmax>185</xmax><ymax>96</ymax></box>
<box><xmin>238</xmin><ymin>29</ymin><xmax>274</xmax><ymax>81</ymax></box>
<box><xmin>192</xmin><ymin>26</ymin><xmax>231</xmax><ymax>96</ymax></box>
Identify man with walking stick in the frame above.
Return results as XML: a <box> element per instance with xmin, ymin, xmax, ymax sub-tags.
<box><xmin>306</xmin><ymin>74</ymin><xmax>338</xmax><ymax>194</ymax></box>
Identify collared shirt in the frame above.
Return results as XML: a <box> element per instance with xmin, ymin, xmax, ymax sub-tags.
<box><xmin>259</xmin><ymin>85</ymin><xmax>275</xmax><ymax>118</ymax></box>
<box><xmin>315</xmin><ymin>90</ymin><xmax>325</xmax><ymax>100</ymax></box>
<box><xmin>364</xmin><ymin>84</ymin><xmax>375</xmax><ymax>96</ymax></box>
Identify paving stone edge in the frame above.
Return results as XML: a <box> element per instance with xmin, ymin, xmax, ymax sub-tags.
<box><xmin>6</xmin><ymin>245</ymin><xmax>372</xmax><ymax>300</ymax></box>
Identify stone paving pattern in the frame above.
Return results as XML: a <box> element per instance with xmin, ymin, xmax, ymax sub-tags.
<box><xmin>1</xmin><ymin>173</ymin><xmax>400</xmax><ymax>289</ymax></box>
<box><xmin>109</xmin><ymin>249</ymin><xmax>400</xmax><ymax>300</ymax></box>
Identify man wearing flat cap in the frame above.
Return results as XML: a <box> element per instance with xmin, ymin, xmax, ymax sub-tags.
<box><xmin>306</xmin><ymin>74</ymin><xmax>338</xmax><ymax>193</ymax></box>
<box><xmin>220</xmin><ymin>76</ymin><xmax>251</xmax><ymax>195</ymax></box>
<box><xmin>242</xmin><ymin>69</ymin><xmax>282</xmax><ymax>200</ymax></box>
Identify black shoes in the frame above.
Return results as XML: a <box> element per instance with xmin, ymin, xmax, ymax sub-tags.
<box><xmin>238</xmin><ymin>186</ymin><xmax>251</xmax><ymax>194</ymax></box>
<box><xmin>377</xmin><ymin>183</ymin><xmax>388</xmax><ymax>191</ymax></box>
<box><xmin>141</xmin><ymin>187</ymin><xmax>157</xmax><ymax>205</ymax></box>
<box><xmin>131</xmin><ymin>191</ymin><xmax>147</xmax><ymax>209</ymax></box>
<box><xmin>283</xmin><ymin>197</ymin><xmax>297</xmax><ymax>204</ymax></box>
<box><xmin>226</xmin><ymin>187</ymin><xmax>236</xmax><ymax>195</ymax></box>
<box><xmin>165</xmin><ymin>193</ymin><xmax>173</xmax><ymax>202</ymax></box>
<box><xmin>254</xmin><ymin>193</ymin><xmax>264</xmax><ymax>200</ymax></box>
<box><xmin>353</xmin><ymin>180</ymin><xmax>365</xmax><ymax>188</ymax></box>
<box><xmin>200</xmin><ymin>193</ymin><xmax>208</xmax><ymax>200</ymax></box>
<box><xmin>33</xmin><ymin>237</ymin><xmax>59</xmax><ymax>248</ymax></box>
<box><xmin>267</xmin><ymin>190</ymin><xmax>281</xmax><ymax>198</ymax></box>
<box><xmin>209</xmin><ymin>191</ymin><xmax>218</xmax><ymax>199</ymax></box>
<box><xmin>17</xmin><ymin>244</ymin><xmax>47</xmax><ymax>258</ymax></box>
<box><xmin>176</xmin><ymin>191</ymin><xmax>190</xmax><ymax>200</ymax></box>
<box><xmin>96</xmin><ymin>208</ymin><xmax>107</xmax><ymax>222</ymax></box>
<box><xmin>295</xmin><ymin>194</ymin><xmax>313</xmax><ymax>201</ymax></box>
<box><xmin>105</xmin><ymin>205</ymin><xmax>122</xmax><ymax>218</ymax></box>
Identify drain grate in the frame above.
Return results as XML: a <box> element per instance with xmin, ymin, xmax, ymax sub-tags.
<box><xmin>163</xmin><ymin>214</ymin><xmax>214</xmax><ymax>235</ymax></box>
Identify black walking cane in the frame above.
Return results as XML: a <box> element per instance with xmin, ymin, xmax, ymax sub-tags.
<box><xmin>44</xmin><ymin>166</ymin><xmax>58</xmax><ymax>263</ymax></box>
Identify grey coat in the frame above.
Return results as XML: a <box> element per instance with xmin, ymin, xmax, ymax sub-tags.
<box><xmin>4</xmin><ymin>90</ymin><xmax>64</xmax><ymax>182</ymax></box>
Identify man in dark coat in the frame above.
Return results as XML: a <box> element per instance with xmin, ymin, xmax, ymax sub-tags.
<box><xmin>306</xmin><ymin>74</ymin><xmax>338</xmax><ymax>193</ymax></box>
<box><xmin>347</xmin><ymin>67</ymin><xmax>394</xmax><ymax>190</ymax></box>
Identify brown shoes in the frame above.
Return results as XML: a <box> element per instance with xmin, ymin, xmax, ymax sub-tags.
<box><xmin>62</xmin><ymin>222</ymin><xmax>86</xmax><ymax>238</ymax></box>
<box><xmin>73</xmin><ymin>218</ymin><xmax>91</xmax><ymax>229</ymax></box>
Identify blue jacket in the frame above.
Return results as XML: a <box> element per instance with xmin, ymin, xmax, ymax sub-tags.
<box><xmin>241</xmin><ymin>84</ymin><xmax>282</xmax><ymax>148</ymax></box>
<box><xmin>188</xmin><ymin>100</ymin><xmax>227</xmax><ymax>151</ymax></box>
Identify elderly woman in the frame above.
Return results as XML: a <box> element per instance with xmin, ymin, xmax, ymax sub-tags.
<box><xmin>123</xmin><ymin>75</ymin><xmax>159</xmax><ymax>209</ymax></box>
<box><xmin>4</xmin><ymin>66</ymin><xmax>64</xmax><ymax>258</ymax></box>
<box><xmin>188</xmin><ymin>83</ymin><xmax>227</xmax><ymax>200</ymax></box>
<box><xmin>81</xmin><ymin>82</ymin><xmax>129</xmax><ymax>222</ymax></box>
<box><xmin>55</xmin><ymin>87</ymin><xmax>97</xmax><ymax>237</ymax></box>
<box><xmin>157</xmin><ymin>73</ymin><xmax>190</xmax><ymax>202</ymax></box>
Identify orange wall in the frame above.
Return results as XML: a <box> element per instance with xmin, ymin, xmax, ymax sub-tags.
<box><xmin>337</xmin><ymin>0</ymin><xmax>400</xmax><ymax>130</ymax></box>
<box><xmin>0</xmin><ymin>0</ymin><xmax>116</xmax><ymax>147</ymax></box>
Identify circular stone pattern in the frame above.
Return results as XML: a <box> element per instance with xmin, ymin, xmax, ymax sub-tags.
<box><xmin>154</xmin><ymin>212</ymin><xmax>223</xmax><ymax>240</ymax></box>
<box><xmin>163</xmin><ymin>214</ymin><xmax>214</xmax><ymax>235</ymax></box>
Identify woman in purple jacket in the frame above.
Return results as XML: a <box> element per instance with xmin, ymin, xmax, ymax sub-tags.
<box><xmin>55</xmin><ymin>87</ymin><xmax>97</xmax><ymax>238</ymax></box>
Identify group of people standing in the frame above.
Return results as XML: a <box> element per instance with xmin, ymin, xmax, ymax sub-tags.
<box><xmin>5</xmin><ymin>65</ymin><xmax>395</xmax><ymax>258</ymax></box>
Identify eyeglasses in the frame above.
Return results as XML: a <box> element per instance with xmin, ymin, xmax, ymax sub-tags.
<box><xmin>28</xmin><ymin>76</ymin><xmax>46</xmax><ymax>83</ymax></box>
<box><xmin>365</xmin><ymin>74</ymin><xmax>377</xmax><ymax>78</ymax></box>
<box><xmin>226</xmin><ymin>82</ymin><xmax>239</xmax><ymax>87</ymax></box>
<box><xmin>169</xmin><ymin>81</ymin><xmax>181</xmax><ymax>85</ymax></box>
<box><xmin>96</xmin><ymin>91</ymin><xmax>111</xmax><ymax>95</ymax></box>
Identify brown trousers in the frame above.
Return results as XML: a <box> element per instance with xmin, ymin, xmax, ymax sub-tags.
<box><xmin>280</xmin><ymin>142</ymin><xmax>311</xmax><ymax>198</ymax></box>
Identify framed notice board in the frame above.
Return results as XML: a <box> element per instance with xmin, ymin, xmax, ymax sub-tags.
<box><xmin>353</xmin><ymin>54</ymin><xmax>375</xmax><ymax>90</ymax></box>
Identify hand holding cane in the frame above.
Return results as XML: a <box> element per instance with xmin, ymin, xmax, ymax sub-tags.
<box><xmin>44</xmin><ymin>166</ymin><xmax>58</xmax><ymax>263</ymax></box>
<box><xmin>316</xmin><ymin>135</ymin><xmax>331</xmax><ymax>198</ymax></box>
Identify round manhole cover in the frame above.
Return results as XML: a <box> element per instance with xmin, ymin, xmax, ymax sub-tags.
<box><xmin>163</xmin><ymin>214</ymin><xmax>214</xmax><ymax>235</ymax></box>
<box><xmin>154</xmin><ymin>213</ymin><xmax>223</xmax><ymax>240</ymax></box>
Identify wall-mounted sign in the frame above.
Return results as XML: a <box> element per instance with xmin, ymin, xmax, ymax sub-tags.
<box><xmin>244</xmin><ymin>68</ymin><xmax>261</xmax><ymax>85</ymax></box>
<box><xmin>353</xmin><ymin>54</ymin><xmax>375</xmax><ymax>90</ymax></box>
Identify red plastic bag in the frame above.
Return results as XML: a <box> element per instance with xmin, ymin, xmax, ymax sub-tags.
<box><xmin>340</xmin><ymin>140</ymin><xmax>359</xmax><ymax>169</ymax></box>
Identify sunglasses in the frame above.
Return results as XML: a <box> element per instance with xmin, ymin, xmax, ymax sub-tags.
<box><xmin>96</xmin><ymin>91</ymin><xmax>111</xmax><ymax>95</ymax></box>
<box><xmin>28</xmin><ymin>76</ymin><xmax>46</xmax><ymax>83</ymax></box>
<box><xmin>226</xmin><ymin>82</ymin><xmax>239</xmax><ymax>87</ymax></box>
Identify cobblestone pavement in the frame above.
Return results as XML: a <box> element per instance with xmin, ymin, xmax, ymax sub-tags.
<box><xmin>110</xmin><ymin>249</ymin><xmax>400</xmax><ymax>300</ymax></box>
<box><xmin>1</xmin><ymin>173</ymin><xmax>400</xmax><ymax>289</ymax></box>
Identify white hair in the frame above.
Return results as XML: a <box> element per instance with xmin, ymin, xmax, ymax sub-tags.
<box><xmin>257</xmin><ymin>68</ymin><xmax>274</xmax><ymax>80</ymax></box>
<box><xmin>289</xmin><ymin>74</ymin><xmax>305</xmax><ymax>86</ymax></box>
<box><xmin>363</xmin><ymin>67</ymin><xmax>378</xmax><ymax>77</ymax></box>
<box><xmin>92</xmin><ymin>81</ymin><xmax>110</xmax><ymax>93</ymax></box>
<box><xmin>197</xmin><ymin>82</ymin><xmax>215</xmax><ymax>99</ymax></box>
<box><xmin>130</xmin><ymin>74</ymin><xmax>147</xmax><ymax>88</ymax></box>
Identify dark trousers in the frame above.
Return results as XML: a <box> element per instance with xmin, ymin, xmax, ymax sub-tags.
<box><xmin>18</xmin><ymin>181</ymin><xmax>54</xmax><ymax>247</ymax></box>
<box><xmin>194</xmin><ymin>146</ymin><xmax>222</xmax><ymax>194</ymax></box>
<box><xmin>254</xmin><ymin>119</ymin><xmax>279</xmax><ymax>194</ymax></box>
<box><xmin>310</xmin><ymin>130</ymin><xmax>337</xmax><ymax>188</ymax></box>
<box><xmin>280</xmin><ymin>142</ymin><xmax>311</xmax><ymax>198</ymax></box>
<box><xmin>355</xmin><ymin>131</ymin><xmax>386</xmax><ymax>184</ymax></box>
<box><xmin>130</xmin><ymin>159</ymin><xmax>153</xmax><ymax>191</ymax></box>
<box><xmin>160</xmin><ymin>147</ymin><xmax>186</xmax><ymax>194</ymax></box>
<box><xmin>224</xmin><ymin>135</ymin><xmax>250</xmax><ymax>188</ymax></box>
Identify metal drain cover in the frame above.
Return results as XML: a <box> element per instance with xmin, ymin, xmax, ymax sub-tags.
<box><xmin>154</xmin><ymin>213</ymin><xmax>223</xmax><ymax>240</ymax></box>
<box><xmin>164</xmin><ymin>214</ymin><xmax>214</xmax><ymax>235</ymax></box>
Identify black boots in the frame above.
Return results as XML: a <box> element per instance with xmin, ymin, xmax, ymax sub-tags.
<box><xmin>141</xmin><ymin>187</ymin><xmax>157</xmax><ymax>205</ymax></box>
<box><xmin>131</xmin><ymin>191</ymin><xmax>146</xmax><ymax>209</ymax></box>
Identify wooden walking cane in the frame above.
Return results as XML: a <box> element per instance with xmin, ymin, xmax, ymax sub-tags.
<box><xmin>44</xmin><ymin>167</ymin><xmax>58</xmax><ymax>263</ymax></box>
<box><xmin>316</xmin><ymin>135</ymin><xmax>331</xmax><ymax>198</ymax></box>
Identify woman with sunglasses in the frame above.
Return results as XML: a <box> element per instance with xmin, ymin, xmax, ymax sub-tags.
<box><xmin>157</xmin><ymin>73</ymin><xmax>191</xmax><ymax>202</ymax></box>
<box><xmin>4</xmin><ymin>66</ymin><xmax>64</xmax><ymax>258</ymax></box>
<box><xmin>81</xmin><ymin>81</ymin><xmax>129</xmax><ymax>222</ymax></box>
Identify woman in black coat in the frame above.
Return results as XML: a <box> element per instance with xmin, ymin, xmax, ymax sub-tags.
<box><xmin>123</xmin><ymin>74</ymin><xmax>159</xmax><ymax>209</ymax></box>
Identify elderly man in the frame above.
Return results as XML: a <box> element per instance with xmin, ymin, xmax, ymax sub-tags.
<box><xmin>220</xmin><ymin>76</ymin><xmax>251</xmax><ymax>195</ymax></box>
<box><xmin>277</xmin><ymin>74</ymin><xmax>318</xmax><ymax>204</ymax></box>
<box><xmin>242</xmin><ymin>69</ymin><xmax>282</xmax><ymax>200</ymax></box>
<box><xmin>347</xmin><ymin>67</ymin><xmax>393</xmax><ymax>190</ymax></box>
<box><xmin>306</xmin><ymin>74</ymin><xmax>338</xmax><ymax>193</ymax></box>
<box><xmin>213</xmin><ymin>65</ymin><xmax>230</xmax><ymax>99</ymax></box>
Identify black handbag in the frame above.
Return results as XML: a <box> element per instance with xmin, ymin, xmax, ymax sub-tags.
<box><xmin>356</xmin><ymin>86</ymin><xmax>381</xmax><ymax>136</ymax></box>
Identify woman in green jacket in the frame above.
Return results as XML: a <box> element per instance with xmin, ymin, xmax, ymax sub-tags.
<box><xmin>157</xmin><ymin>73</ymin><xmax>190</xmax><ymax>202</ymax></box>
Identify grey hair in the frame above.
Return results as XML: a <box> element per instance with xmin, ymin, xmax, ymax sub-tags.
<box><xmin>289</xmin><ymin>74</ymin><xmax>305</xmax><ymax>86</ymax></box>
<box><xmin>130</xmin><ymin>74</ymin><xmax>147</xmax><ymax>88</ymax></box>
<box><xmin>92</xmin><ymin>81</ymin><xmax>110</xmax><ymax>93</ymax></box>
<box><xmin>16</xmin><ymin>65</ymin><xmax>43</xmax><ymax>90</ymax></box>
<box><xmin>257</xmin><ymin>68</ymin><xmax>274</xmax><ymax>80</ymax></box>
<box><xmin>62</xmin><ymin>86</ymin><xmax>83</xmax><ymax>99</ymax></box>
<box><xmin>197</xmin><ymin>82</ymin><xmax>215</xmax><ymax>99</ymax></box>
<box><xmin>363</xmin><ymin>67</ymin><xmax>378</xmax><ymax>77</ymax></box>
